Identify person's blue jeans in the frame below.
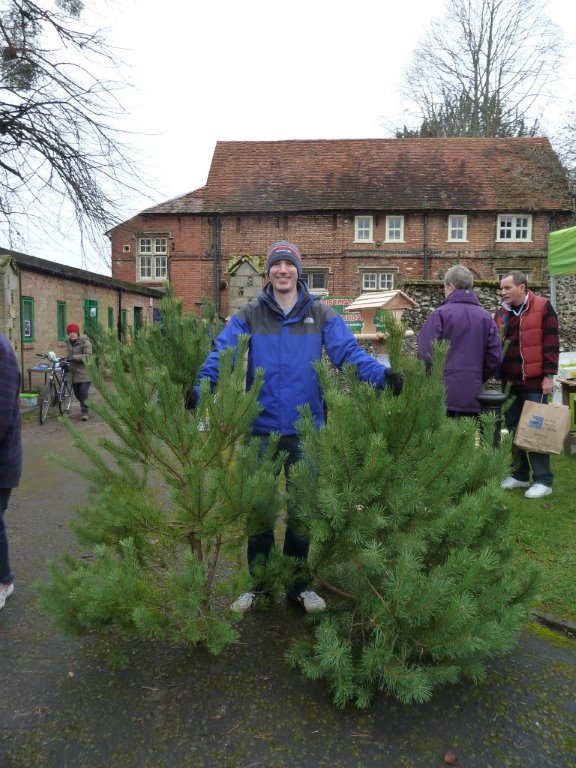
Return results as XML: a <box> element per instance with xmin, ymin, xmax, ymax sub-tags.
<box><xmin>0</xmin><ymin>488</ymin><xmax>14</xmax><ymax>585</ymax></box>
<box><xmin>72</xmin><ymin>381</ymin><xmax>90</xmax><ymax>414</ymax></box>
<box><xmin>247</xmin><ymin>434</ymin><xmax>312</xmax><ymax>599</ymax></box>
<box><xmin>504</xmin><ymin>386</ymin><xmax>553</xmax><ymax>487</ymax></box>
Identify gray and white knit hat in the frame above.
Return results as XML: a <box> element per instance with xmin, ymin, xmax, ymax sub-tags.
<box><xmin>265</xmin><ymin>241</ymin><xmax>303</xmax><ymax>278</ymax></box>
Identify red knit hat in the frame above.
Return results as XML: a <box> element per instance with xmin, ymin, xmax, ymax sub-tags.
<box><xmin>66</xmin><ymin>323</ymin><xmax>80</xmax><ymax>335</ymax></box>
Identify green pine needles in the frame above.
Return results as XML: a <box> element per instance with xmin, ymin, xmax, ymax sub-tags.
<box><xmin>37</xmin><ymin>300</ymin><xmax>539</xmax><ymax>707</ymax></box>
<box><xmin>37</xmin><ymin>293</ymin><xmax>283</xmax><ymax>654</ymax></box>
<box><xmin>287</xmin><ymin>333</ymin><xmax>539</xmax><ymax>707</ymax></box>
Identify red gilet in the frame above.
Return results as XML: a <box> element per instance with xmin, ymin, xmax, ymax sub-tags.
<box><xmin>496</xmin><ymin>291</ymin><xmax>548</xmax><ymax>381</ymax></box>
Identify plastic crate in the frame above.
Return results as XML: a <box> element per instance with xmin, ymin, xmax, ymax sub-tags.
<box><xmin>19</xmin><ymin>393</ymin><xmax>38</xmax><ymax>408</ymax></box>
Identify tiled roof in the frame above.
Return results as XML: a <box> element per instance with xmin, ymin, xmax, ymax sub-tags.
<box><xmin>143</xmin><ymin>138</ymin><xmax>573</xmax><ymax>216</ymax></box>
<box><xmin>1</xmin><ymin>248</ymin><xmax>164</xmax><ymax>297</ymax></box>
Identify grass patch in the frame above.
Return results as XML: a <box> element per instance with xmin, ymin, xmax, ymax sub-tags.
<box><xmin>508</xmin><ymin>452</ymin><xmax>576</xmax><ymax>622</ymax></box>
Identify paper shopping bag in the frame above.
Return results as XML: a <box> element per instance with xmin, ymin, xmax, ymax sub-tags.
<box><xmin>513</xmin><ymin>400</ymin><xmax>571</xmax><ymax>454</ymax></box>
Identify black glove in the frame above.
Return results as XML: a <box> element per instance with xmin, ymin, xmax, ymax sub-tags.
<box><xmin>185</xmin><ymin>388</ymin><xmax>198</xmax><ymax>410</ymax></box>
<box><xmin>385</xmin><ymin>369</ymin><xmax>404</xmax><ymax>397</ymax></box>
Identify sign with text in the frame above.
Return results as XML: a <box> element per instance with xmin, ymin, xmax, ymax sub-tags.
<box><xmin>320</xmin><ymin>296</ymin><xmax>387</xmax><ymax>333</ymax></box>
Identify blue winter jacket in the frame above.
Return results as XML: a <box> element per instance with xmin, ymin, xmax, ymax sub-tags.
<box><xmin>417</xmin><ymin>289</ymin><xmax>502</xmax><ymax>413</ymax></box>
<box><xmin>196</xmin><ymin>283</ymin><xmax>388</xmax><ymax>436</ymax></box>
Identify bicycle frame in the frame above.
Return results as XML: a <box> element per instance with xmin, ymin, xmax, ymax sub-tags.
<box><xmin>38</xmin><ymin>355</ymin><xmax>73</xmax><ymax>424</ymax></box>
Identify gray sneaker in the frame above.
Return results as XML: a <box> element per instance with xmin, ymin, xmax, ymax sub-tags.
<box><xmin>230</xmin><ymin>592</ymin><xmax>256</xmax><ymax>613</ymax></box>
<box><xmin>0</xmin><ymin>582</ymin><xmax>14</xmax><ymax>610</ymax></box>
<box><xmin>293</xmin><ymin>590</ymin><xmax>326</xmax><ymax>613</ymax></box>
<box><xmin>501</xmin><ymin>476</ymin><xmax>530</xmax><ymax>490</ymax></box>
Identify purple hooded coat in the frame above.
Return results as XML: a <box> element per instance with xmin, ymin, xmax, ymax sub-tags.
<box><xmin>417</xmin><ymin>289</ymin><xmax>503</xmax><ymax>414</ymax></box>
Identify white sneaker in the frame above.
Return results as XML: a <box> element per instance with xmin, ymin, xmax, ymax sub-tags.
<box><xmin>230</xmin><ymin>592</ymin><xmax>256</xmax><ymax>613</ymax></box>
<box><xmin>0</xmin><ymin>582</ymin><xmax>14</xmax><ymax>610</ymax></box>
<box><xmin>501</xmin><ymin>476</ymin><xmax>531</xmax><ymax>490</ymax></box>
<box><xmin>294</xmin><ymin>590</ymin><xmax>326</xmax><ymax>613</ymax></box>
<box><xmin>524</xmin><ymin>484</ymin><xmax>552</xmax><ymax>499</ymax></box>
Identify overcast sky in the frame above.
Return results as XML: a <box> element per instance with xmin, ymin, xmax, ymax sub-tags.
<box><xmin>9</xmin><ymin>0</ymin><xmax>576</xmax><ymax>273</ymax></box>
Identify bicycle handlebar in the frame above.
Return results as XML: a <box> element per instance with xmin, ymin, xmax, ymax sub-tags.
<box><xmin>36</xmin><ymin>352</ymin><xmax>70</xmax><ymax>363</ymax></box>
<box><xmin>36</xmin><ymin>353</ymin><xmax>71</xmax><ymax>371</ymax></box>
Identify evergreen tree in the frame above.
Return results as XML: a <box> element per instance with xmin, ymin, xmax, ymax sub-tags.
<box><xmin>38</xmin><ymin>303</ymin><xmax>538</xmax><ymax>706</ymax></box>
<box><xmin>38</xmin><ymin>293</ymin><xmax>283</xmax><ymax>654</ymax></box>
<box><xmin>286</xmin><ymin>329</ymin><xmax>539</xmax><ymax>707</ymax></box>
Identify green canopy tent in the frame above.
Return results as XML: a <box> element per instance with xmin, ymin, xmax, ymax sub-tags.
<box><xmin>548</xmin><ymin>225</ymin><xmax>576</xmax><ymax>308</ymax></box>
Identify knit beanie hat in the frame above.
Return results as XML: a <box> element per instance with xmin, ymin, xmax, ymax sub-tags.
<box><xmin>66</xmin><ymin>323</ymin><xmax>80</xmax><ymax>335</ymax></box>
<box><xmin>265</xmin><ymin>241</ymin><xmax>303</xmax><ymax>278</ymax></box>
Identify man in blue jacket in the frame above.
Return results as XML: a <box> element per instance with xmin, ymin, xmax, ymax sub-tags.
<box><xmin>194</xmin><ymin>241</ymin><xmax>401</xmax><ymax>614</ymax></box>
<box><xmin>417</xmin><ymin>265</ymin><xmax>502</xmax><ymax>416</ymax></box>
<box><xmin>0</xmin><ymin>334</ymin><xmax>23</xmax><ymax>610</ymax></box>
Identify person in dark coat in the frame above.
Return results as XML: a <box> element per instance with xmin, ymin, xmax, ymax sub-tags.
<box><xmin>417</xmin><ymin>265</ymin><xmax>502</xmax><ymax>416</ymax></box>
<box><xmin>0</xmin><ymin>334</ymin><xmax>23</xmax><ymax>610</ymax></box>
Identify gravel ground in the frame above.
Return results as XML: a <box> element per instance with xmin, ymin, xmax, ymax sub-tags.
<box><xmin>1</xmin><ymin>405</ymin><xmax>575</xmax><ymax>768</ymax></box>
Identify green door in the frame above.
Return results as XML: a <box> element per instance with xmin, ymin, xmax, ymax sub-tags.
<box><xmin>84</xmin><ymin>299</ymin><xmax>98</xmax><ymax>335</ymax></box>
<box><xmin>134</xmin><ymin>306</ymin><xmax>142</xmax><ymax>336</ymax></box>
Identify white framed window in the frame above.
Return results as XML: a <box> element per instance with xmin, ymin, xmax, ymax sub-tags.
<box><xmin>361</xmin><ymin>272</ymin><xmax>395</xmax><ymax>291</ymax></box>
<box><xmin>495</xmin><ymin>269</ymin><xmax>531</xmax><ymax>282</ymax></box>
<box><xmin>354</xmin><ymin>216</ymin><xmax>373</xmax><ymax>242</ymax></box>
<box><xmin>138</xmin><ymin>236</ymin><xmax>168</xmax><ymax>280</ymax></box>
<box><xmin>379</xmin><ymin>272</ymin><xmax>395</xmax><ymax>290</ymax></box>
<box><xmin>497</xmin><ymin>214</ymin><xmax>532</xmax><ymax>242</ymax></box>
<box><xmin>363</xmin><ymin>272</ymin><xmax>377</xmax><ymax>290</ymax></box>
<box><xmin>302</xmin><ymin>270</ymin><xmax>328</xmax><ymax>293</ymax></box>
<box><xmin>385</xmin><ymin>215</ymin><xmax>404</xmax><ymax>242</ymax></box>
<box><xmin>448</xmin><ymin>215</ymin><xmax>468</xmax><ymax>241</ymax></box>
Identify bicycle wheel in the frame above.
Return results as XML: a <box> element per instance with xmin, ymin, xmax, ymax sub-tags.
<box><xmin>59</xmin><ymin>381</ymin><xmax>73</xmax><ymax>415</ymax></box>
<box><xmin>39</xmin><ymin>382</ymin><xmax>55</xmax><ymax>424</ymax></box>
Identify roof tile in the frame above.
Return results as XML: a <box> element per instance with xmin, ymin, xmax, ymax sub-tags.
<box><xmin>144</xmin><ymin>138</ymin><xmax>573</xmax><ymax>215</ymax></box>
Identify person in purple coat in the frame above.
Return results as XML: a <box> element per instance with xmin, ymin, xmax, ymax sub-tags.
<box><xmin>0</xmin><ymin>334</ymin><xmax>23</xmax><ymax>610</ymax></box>
<box><xmin>417</xmin><ymin>265</ymin><xmax>502</xmax><ymax>417</ymax></box>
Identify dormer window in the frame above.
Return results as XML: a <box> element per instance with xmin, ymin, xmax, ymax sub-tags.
<box><xmin>354</xmin><ymin>216</ymin><xmax>373</xmax><ymax>242</ymax></box>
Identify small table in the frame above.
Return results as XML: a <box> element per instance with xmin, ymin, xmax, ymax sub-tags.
<box><xmin>27</xmin><ymin>363</ymin><xmax>51</xmax><ymax>392</ymax></box>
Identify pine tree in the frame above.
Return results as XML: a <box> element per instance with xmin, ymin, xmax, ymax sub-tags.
<box><xmin>286</xmin><ymin>326</ymin><xmax>539</xmax><ymax>707</ymax></box>
<box><xmin>37</xmin><ymin>293</ymin><xmax>283</xmax><ymax>654</ymax></box>
<box><xmin>38</xmin><ymin>303</ymin><xmax>538</xmax><ymax>707</ymax></box>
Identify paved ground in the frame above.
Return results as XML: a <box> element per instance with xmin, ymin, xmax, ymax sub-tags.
<box><xmin>1</xmin><ymin>404</ymin><xmax>576</xmax><ymax>768</ymax></box>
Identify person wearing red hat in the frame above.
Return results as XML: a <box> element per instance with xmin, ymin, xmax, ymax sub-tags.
<box><xmin>66</xmin><ymin>324</ymin><xmax>93</xmax><ymax>421</ymax></box>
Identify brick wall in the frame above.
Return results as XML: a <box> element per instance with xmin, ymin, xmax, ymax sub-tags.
<box><xmin>110</xmin><ymin>214</ymin><xmax>205</xmax><ymax>312</ymax></box>
<box><xmin>111</xmin><ymin>212</ymin><xmax>550</xmax><ymax>314</ymax></box>
<box><xmin>17</xmin><ymin>270</ymin><xmax>159</xmax><ymax>384</ymax></box>
<box><xmin>111</xmin><ymin>209</ymin><xmax>564</xmax><ymax>318</ymax></box>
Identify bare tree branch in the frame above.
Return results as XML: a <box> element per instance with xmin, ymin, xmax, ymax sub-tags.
<box><xmin>0</xmin><ymin>0</ymin><xmax>150</xmax><ymax>265</ymax></box>
<box><xmin>399</xmin><ymin>0</ymin><xmax>566</xmax><ymax>138</ymax></box>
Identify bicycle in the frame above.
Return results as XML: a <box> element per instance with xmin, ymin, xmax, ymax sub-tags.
<box><xmin>37</xmin><ymin>352</ymin><xmax>74</xmax><ymax>424</ymax></box>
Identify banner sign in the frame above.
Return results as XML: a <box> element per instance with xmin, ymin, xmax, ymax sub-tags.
<box><xmin>320</xmin><ymin>296</ymin><xmax>387</xmax><ymax>333</ymax></box>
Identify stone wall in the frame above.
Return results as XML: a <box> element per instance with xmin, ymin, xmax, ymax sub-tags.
<box><xmin>400</xmin><ymin>278</ymin><xmax>576</xmax><ymax>353</ymax></box>
<box><xmin>554</xmin><ymin>274</ymin><xmax>576</xmax><ymax>351</ymax></box>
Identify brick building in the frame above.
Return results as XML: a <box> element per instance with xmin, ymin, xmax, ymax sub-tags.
<box><xmin>108</xmin><ymin>137</ymin><xmax>574</xmax><ymax>317</ymax></box>
<box><xmin>0</xmin><ymin>248</ymin><xmax>163</xmax><ymax>384</ymax></box>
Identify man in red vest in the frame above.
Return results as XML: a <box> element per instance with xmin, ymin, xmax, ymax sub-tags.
<box><xmin>496</xmin><ymin>270</ymin><xmax>559</xmax><ymax>499</ymax></box>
